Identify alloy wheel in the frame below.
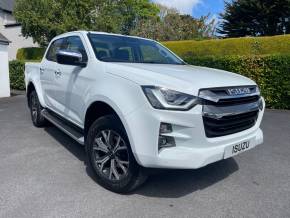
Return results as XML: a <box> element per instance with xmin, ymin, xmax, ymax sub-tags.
<box><xmin>92</xmin><ymin>130</ymin><xmax>129</xmax><ymax>181</ymax></box>
<box><xmin>31</xmin><ymin>94</ymin><xmax>38</xmax><ymax>122</ymax></box>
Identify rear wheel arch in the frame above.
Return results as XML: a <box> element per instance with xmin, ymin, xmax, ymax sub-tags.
<box><xmin>27</xmin><ymin>82</ymin><xmax>36</xmax><ymax>108</ymax></box>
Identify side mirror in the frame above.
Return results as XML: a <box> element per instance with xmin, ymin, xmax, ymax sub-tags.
<box><xmin>56</xmin><ymin>50</ymin><xmax>87</xmax><ymax>67</ymax></box>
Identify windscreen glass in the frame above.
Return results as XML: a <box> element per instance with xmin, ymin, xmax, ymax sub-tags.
<box><xmin>88</xmin><ymin>34</ymin><xmax>184</xmax><ymax>65</ymax></box>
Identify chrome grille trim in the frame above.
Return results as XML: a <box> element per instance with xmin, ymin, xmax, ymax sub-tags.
<box><xmin>199</xmin><ymin>86</ymin><xmax>260</xmax><ymax>103</ymax></box>
<box><xmin>202</xmin><ymin>101</ymin><xmax>260</xmax><ymax>119</ymax></box>
<box><xmin>199</xmin><ymin>86</ymin><xmax>261</xmax><ymax>138</ymax></box>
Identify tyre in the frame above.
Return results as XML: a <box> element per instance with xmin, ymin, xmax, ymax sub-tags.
<box><xmin>86</xmin><ymin>115</ymin><xmax>147</xmax><ymax>193</ymax></box>
<box><xmin>29</xmin><ymin>90</ymin><xmax>47</xmax><ymax>127</ymax></box>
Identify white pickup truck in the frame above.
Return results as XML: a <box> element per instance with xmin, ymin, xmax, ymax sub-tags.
<box><xmin>25</xmin><ymin>31</ymin><xmax>265</xmax><ymax>193</ymax></box>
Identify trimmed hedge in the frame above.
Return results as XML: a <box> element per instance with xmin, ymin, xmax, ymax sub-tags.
<box><xmin>185</xmin><ymin>55</ymin><xmax>290</xmax><ymax>109</ymax></box>
<box><xmin>9</xmin><ymin>60</ymin><xmax>26</xmax><ymax>90</ymax></box>
<box><xmin>16</xmin><ymin>35</ymin><xmax>290</xmax><ymax>61</ymax></box>
<box><xmin>9</xmin><ymin>54</ymin><xmax>290</xmax><ymax>109</ymax></box>
<box><xmin>16</xmin><ymin>47</ymin><xmax>45</xmax><ymax>61</ymax></box>
<box><xmin>163</xmin><ymin>34</ymin><xmax>290</xmax><ymax>57</ymax></box>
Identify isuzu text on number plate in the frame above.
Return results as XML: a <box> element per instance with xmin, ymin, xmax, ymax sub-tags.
<box><xmin>224</xmin><ymin>140</ymin><xmax>251</xmax><ymax>159</ymax></box>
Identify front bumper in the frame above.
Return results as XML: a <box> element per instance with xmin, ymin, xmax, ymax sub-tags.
<box><xmin>125</xmin><ymin>99</ymin><xmax>265</xmax><ymax>169</ymax></box>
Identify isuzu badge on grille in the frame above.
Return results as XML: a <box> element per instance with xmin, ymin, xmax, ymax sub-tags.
<box><xmin>227</xmin><ymin>87</ymin><xmax>251</xmax><ymax>96</ymax></box>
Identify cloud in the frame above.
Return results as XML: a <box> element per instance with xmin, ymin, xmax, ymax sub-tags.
<box><xmin>152</xmin><ymin>0</ymin><xmax>202</xmax><ymax>15</ymax></box>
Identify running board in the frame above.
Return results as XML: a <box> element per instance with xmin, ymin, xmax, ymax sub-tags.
<box><xmin>42</xmin><ymin>109</ymin><xmax>85</xmax><ymax>145</ymax></box>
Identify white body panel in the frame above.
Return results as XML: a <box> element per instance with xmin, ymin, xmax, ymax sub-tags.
<box><xmin>25</xmin><ymin>31</ymin><xmax>264</xmax><ymax>169</ymax></box>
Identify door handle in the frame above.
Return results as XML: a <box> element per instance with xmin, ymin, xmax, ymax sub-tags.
<box><xmin>40</xmin><ymin>68</ymin><xmax>44</xmax><ymax>75</ymax></box>
<box><xmin>55</xmin><ymin>70</ymin><xmax>62</xmax><ymax>77</ymax></box>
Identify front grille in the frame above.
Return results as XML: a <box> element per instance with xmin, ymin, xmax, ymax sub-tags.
<box><xmin>213</xmin><ymin>95</ymin><xmax>260</xmax><ymax>106</ymax></box>
<box><xmin>203</xmin><ymin>110</ymin><xmax>259</xmax><ymax>138</ymax></box>
<box><xmin>200</xmin><ymin>86</ymin><xmax>261</xmax><ymax>138</ymax></box>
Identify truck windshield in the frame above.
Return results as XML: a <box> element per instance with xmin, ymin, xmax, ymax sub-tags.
<box><xmin>87</xmin><ymin>33</ymin><xmax>185</xmax><ymax>65</ymax></box>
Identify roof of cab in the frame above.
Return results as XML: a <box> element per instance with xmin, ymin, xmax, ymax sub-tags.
<box><xmin>54</xmin><ymin>31</ymin><xmax>153</xmax><ymax>42</ymax></box>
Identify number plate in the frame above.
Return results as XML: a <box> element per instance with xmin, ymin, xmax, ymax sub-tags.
<box><xmin>224</xmin><ymin>140</ymin><xmax>251</xmax><ymax>159</ymax></box>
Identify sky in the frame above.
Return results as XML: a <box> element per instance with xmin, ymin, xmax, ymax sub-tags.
<box><xmin>152</xmin><ymin>0</ymin><xmax>226</xmax><ymax>20</ymax></box>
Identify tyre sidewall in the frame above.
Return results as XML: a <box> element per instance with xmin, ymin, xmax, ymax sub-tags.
<box><xmin>29</xmin><ymin>91</ymin><xmax>46</xmax><ymax>127</ymax></box>
<box><xmin>86</xmin><ymin>115</ymin><xmax>141</xmax><ymax>193</ymax></box>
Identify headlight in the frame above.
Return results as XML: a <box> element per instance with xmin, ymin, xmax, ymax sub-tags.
<box><xmin>142</xmin><ymin>86</ymin><xmax>198</xmax><ymax>110</ymax></box>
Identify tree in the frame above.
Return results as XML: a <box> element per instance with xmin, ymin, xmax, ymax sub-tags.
<box><xmin>14</xmin><ymin>0</ymin><xmax>159</xmax><ymax>46</ymax></box>
<box><xmin>131</xmin><ymin>10</ymin><xmax>216</xmax><ymax>41</ymax></box>
<box><xmin>117</xmin><ymin>0</ymin><xmax>160</xmax><ymax>34</ymax></box>
<box><xmin>219</xmin><ymin>0</ymin><xmax>290</xmax><ymax>37</ymax></box>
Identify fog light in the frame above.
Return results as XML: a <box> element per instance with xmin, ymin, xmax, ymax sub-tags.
<box><xmin>158</xmin><ymin>135</ymin><xmax>176</xmax><ymax>150</ymax></box>
<box><xmin>159</xmin><ymin>136</ymin><xmax>168</xmax><ymax>146</ymax></box>
<box><xmin>160</xmin><ymin>123</ymin><xmax>172</xmax><ymax>134</ymax></box>
<box><xmin>158</xmin><ymin>123</ymin><xmax>175</xmax><ymax>150</ymax></box>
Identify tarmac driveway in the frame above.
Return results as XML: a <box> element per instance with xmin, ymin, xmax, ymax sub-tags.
<box><xmin>0</xmin><ymin>95</ymin><xmax>289</xmax><ymax>218</ymax></box>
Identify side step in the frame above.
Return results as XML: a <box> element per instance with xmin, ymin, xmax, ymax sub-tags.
<box><xmin>42</xmin><ymin>109</ymin><xmax>85</xmax><ymax>145</ymax></box>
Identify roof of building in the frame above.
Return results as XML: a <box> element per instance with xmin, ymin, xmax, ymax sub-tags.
<box><xmin>0</xmin><ymin>32</ymin><xmax>10</xmax><ymax>45</ymax></box>
<box><xmin>0</xmin><ymin>0</ymin><xmax>15</xmax><ymax>12</ymax></box>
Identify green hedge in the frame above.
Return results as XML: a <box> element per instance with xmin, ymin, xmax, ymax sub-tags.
<box><xmin>16</xmin><ymin>35</ymin><xmax>290</xmax><ymax>61</ymax></box>
<box><xmin>9</xmin><ymin>54</ymin><xmax>290</xmax><ymax>109</ymax></box>
<box><xmin>16</xmin><ymin>47</ymin><xmax>45</xmax><ymax>61</ymax></box>
<box><xmin>163</xmin><ymin>34</ymin><xmax>290</xmax><ymax>57</ymax></box>
<box><xmin>185</xmin><ymin>55</ymin><xmax>290</xmax><ymax>109</ymax></box>
<box><xmin>9</xmin><ymin>60</ymin><xmax>26</xmax><ymax>90</ymax></box>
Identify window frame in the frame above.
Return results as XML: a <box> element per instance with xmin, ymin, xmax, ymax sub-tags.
<box><xmin>64</xmin><ymin>36</ymin><xmax>88</xmax><ymax>62</ymax></box>
<box><xmin>45</xmin><ymin>35</ymin><xmax>88</xmax><ymax>63</ymax></box>
<box><xmin>45</xmin><ymin>37</ymin><xmax>66</xmax><ymax>62</ymax></box>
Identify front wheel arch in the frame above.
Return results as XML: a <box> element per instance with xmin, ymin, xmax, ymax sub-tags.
<box><xmin>84</xmin><ymin>100</ymin><xmax>140</xmax><ymax>165</ymax></box>
<box><xmin>86</xmin><ymin>114</ymin><xmax>147</xmax><ymax>192</ymax></box>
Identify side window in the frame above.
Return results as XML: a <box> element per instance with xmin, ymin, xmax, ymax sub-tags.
<box><xmin>46</xmin><ymin>38</ymin><xmax>65</xmax><ymax>62</ymax></box>
<box><xmin>65</xmin><ymin>36</ymin><xmax>88</xmax><ymax>62</ymax></box>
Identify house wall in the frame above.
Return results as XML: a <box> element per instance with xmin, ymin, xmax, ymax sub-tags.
<box><xmin>0</xmin><ymin>44</ymin><xmax>10</xmax><ymax>97</ymax></box>
<box><xmin>0</xmin><ymin>10</ymin><xmax>37</xmax><ymax>60</ymax></box>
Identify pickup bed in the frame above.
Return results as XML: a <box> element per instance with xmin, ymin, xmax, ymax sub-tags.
<box><xmin>25</xmin><ymin>31</ymin><xmax>265</xmax><ymax>193</ymax></box>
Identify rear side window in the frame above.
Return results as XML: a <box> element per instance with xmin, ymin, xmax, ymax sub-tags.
<box><xmin>64</xmin><ymin>36</ymin><xmax>88</xmax><ymax>62</ymax></box>
<box><xmin>46</xmin><ymin>38</ymin><xmax>65</xmax><ymax>62</ymax></box>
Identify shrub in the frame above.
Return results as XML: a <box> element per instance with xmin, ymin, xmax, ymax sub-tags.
<box><xmin>9</xmin><ymin>50</ymin><xmax>290</xmax><ymax>109</ymax></box>
<box><xmin>9</xmin><ymin>60</ymin><xmax>25</xmax><ymax>90</ymax></box>
<box><xmin>163</xmin><ymin>34</ymin><xmax>290</xmax><ymax>57</ymax></box>
<box><xmin>16</xmin><ymin>47</ymin><xmax>45</xmax><ymax>61</ymax></box>
<box><xmin>185</xmin><ymin>55</ymin><xmax>290</xmax><ymax>109</ymax></box>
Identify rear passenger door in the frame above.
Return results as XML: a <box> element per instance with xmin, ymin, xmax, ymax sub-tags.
<box><xmin>40</xmin><ymin>38</ymin><xmax>66</xmax><ymax>112</ymax></box>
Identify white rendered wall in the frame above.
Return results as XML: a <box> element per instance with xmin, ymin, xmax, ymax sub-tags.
<box><xmin>0</xmin><ymin>11</ymin><xmax>37</xmax><ymax>60</ymax></box>
<box><xmin>0</xmin><ymin>44</ymin><xmax>10</xmax><ymax>97</ymax></box>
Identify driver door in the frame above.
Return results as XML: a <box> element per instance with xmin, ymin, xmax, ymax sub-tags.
<box><xmin>55</xmin><ymin>35</ymin><xmax>89</xmax><ymax>125</ymax></box>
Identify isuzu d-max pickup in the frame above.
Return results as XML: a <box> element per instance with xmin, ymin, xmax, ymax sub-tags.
<box><xmin>25</xmin><ymin>31</ymin><xmax>265</xmax><ymax>192</ymax></box>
